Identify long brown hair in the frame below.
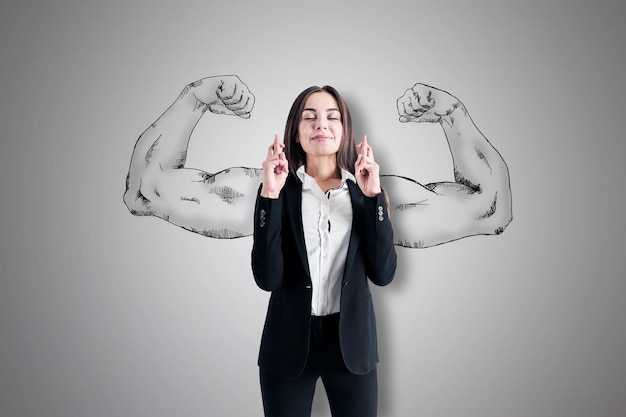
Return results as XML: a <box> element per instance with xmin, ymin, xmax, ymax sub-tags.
<box><xmin>283</xmin><ymin>85</ymin><xmax>357</xmax><ymax>177</ymax></box>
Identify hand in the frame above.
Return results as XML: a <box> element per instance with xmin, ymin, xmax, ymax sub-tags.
<box><xmin>260</xmin><ymin>134</ymin><xmax>289</xmax><ymax>198</ymax></box>
<box><xmin>188</xmin><ymin>75</ymin><xmax>255</xmax><ymax>118</ymax></box>
<box><xmin>397</xmin><ymin>83</ymin><xmax>463</xmax><ymax>123</ymax></box>
<box><xmin>355</xmin><ymin>135</ymin><xmax>381</xmax><ymax>197</ymax></box>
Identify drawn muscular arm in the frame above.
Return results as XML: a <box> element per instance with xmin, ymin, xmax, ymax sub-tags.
<box><xmin>124</xmin><ymin>78</ymin><xmax>511</xmax><ymax>245</ymax></box>
<box><xmin>382</xmin><ymin>83</ymin><xmax>512</xmax><ymax>248</ymax></box>
<box><xmin>123</xmin><ymin>75</ymin><xmax>262</xmax><ymax>238</ymax></box>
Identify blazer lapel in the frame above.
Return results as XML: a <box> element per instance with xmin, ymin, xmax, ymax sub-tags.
<box><xmin>344</xmin><ymin>180</ymin><xmax>363</xmax><ymax>279</ymax></box>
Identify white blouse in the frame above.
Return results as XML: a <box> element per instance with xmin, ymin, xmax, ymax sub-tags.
<box><xmin>296</xmin><ymin>165</ymin><xmax>354</xmax><ymax>316</ymax></box>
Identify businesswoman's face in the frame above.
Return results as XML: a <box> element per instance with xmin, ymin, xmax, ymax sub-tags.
<box><xmin>297</xmin><ymin>92</ymin><xmax>343</xmax><ymax>159</ymax></box>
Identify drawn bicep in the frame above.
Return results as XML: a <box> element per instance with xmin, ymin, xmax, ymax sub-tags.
<box><xmin>145</xmin><ymin>167</ymin><xmax>262</xmax><ymax>238</ymax></box>
<box><xmin>382</xmin><ymin>175</ymin><xmax>496</xmax><ymax>248</ymax></box>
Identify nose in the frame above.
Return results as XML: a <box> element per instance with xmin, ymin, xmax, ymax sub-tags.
<box><xmin>315</xmin><ymin>119</ymin><xmax>327</xmax><ymax>130</ymax></box>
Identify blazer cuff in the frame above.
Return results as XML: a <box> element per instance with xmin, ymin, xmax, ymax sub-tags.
<box><xmin>364</xmin><ymin>192</ymin><xmax>390</xmax><ymax>224</ymax></box>
<box><xmin>254</xmin><ymin>194</ymin><xmax>283</xmax><ymax>233</ymax></box>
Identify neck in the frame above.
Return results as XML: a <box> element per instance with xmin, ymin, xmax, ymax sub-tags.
<box><xmin>305</xmin><ymin>155</ymin><xmax>340</xmax><ymax>181</ymax></box>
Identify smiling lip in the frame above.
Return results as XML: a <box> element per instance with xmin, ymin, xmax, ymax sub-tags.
<box><xmin>311</xmin><ymin>135</ymin><xmax>333</xmax><ymax>141</ymax></box>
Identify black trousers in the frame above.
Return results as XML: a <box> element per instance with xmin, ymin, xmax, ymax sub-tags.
<box><xmin>260</xmin><ymin>313</ymin><xmax>378</xmax><ymax>417</ymax></box>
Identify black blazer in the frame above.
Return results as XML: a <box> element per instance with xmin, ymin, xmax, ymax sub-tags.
<box><xmin>251</xmin><ymin>175</ymin><xmax>397</xmax><ymax>378</ymax></box>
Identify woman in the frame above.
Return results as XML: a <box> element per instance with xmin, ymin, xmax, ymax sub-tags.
<box><xmin>251</xmin><ymin>85</ymin><xmax>397</xmax><ymax>417</ymax></box>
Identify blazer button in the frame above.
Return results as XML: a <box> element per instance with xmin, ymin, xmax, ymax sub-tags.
<box><xmin>259</xmin><ymin>209</ymin><xmax>266</xmax><ymax>227</ymax></box>
<box><xmin>342</xmin><ymin>281</ymin><xmax>348</xmax><ymax>287</ymax></box>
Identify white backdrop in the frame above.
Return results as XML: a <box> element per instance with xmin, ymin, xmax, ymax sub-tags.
<box><xmin>1</xmin><ymin>1</ymin><xmax>625</xmax><ymax>416</ymax></box>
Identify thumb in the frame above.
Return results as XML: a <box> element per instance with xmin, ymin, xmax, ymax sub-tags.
<box><xmin>208</xmin><ymin>103</ymin><xmax>228</xmax><ymax>114</ymax></box>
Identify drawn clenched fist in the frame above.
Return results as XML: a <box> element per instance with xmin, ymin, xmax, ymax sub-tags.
<box><xmin>396</xmin><ymin>83</ymin><xmax>463</xmax><ymax>123</ymax></box>
<box><xmin>187</xmin><ymin>75</ymin><xmax>255</xmax><ymax>118</ymax></box>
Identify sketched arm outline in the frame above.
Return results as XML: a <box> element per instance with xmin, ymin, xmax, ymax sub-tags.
<box><xmin>123</xmin><ymin>75</ymin><xmax>262</xmax><ymax>238</ymax></box>
<box><xmin>382</xmin><ymin>83</ymin><xmax>512</xmax><ymax>248</ymax></box>
<box><xmin>123</xmin><ymin>77</ymin><xmax>512</xmax><ymax>247</ymax></box>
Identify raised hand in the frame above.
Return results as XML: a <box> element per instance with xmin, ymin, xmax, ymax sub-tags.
<box><xmin>396</xmin><ymin>83</ymin><xmax>463</xmax><ymax>123</ymax></box>
<box><xmin>260</xmin><ymin>134</ymin><xmax>289</xmax><ymax>199</ymax></box>
<box><xmin>187</xmin><ymin>75</ymin><xmax>255</xmax><ymax>118</ymax></box>
<box><xmin>355</xmin><ymin>135</ymin><xmax>382</xmax><ymax>197</ymax></box>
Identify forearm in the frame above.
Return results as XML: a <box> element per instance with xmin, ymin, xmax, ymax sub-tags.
<box><xmin>124</xmin><ymin>85</ymin><xmax>209</xmax><ymax>214</ymax></box>
<box><xmin>136</xmin><ymin>86</ymin><xmax>206</xmax><ymax>170</ymax></box>
<box><xmin>440</xmin><ymin>105</ymin><xmax>510</xmax><ymax>194</ymax></box>
<box><xmin>251</xmin><ymin>194</ymin><xmax>285</xmax><ymax>291</ymax></box>
<box><xmin>363</xmin><ymin>192</ymin><xmax>397</xmax><ymax>286</ymax></box>
<box><xmin>437</xmin><ymin>106</ymin><xmax>512</xmax><ymax>233</ymax></box>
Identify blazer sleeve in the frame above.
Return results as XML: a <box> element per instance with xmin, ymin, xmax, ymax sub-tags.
<box><xmin>251</xmin><ymin>190</ymin><xmax>285</xmax><ymax>291</ymax></box>
<box><xmin>362</xmin><ymin>190</ymin><xmax>397</xmax><ymax>286</ymax></box>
